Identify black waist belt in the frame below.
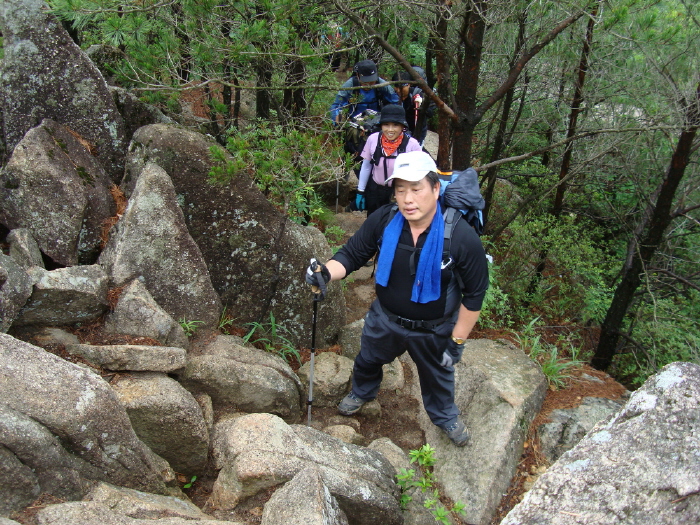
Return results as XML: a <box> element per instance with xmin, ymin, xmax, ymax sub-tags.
<box><xmin>381</xmin><ymin>305</ymin><xmax>451</xmax><ymax>331</ymax></box>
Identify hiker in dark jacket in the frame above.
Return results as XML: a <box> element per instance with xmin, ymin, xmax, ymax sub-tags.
<box><xmin>355</xmin><ymin>105</ymin><xmax>422</xmax><ymax>216</ymax></box>
<box><xmin>330</xmin><ymin>59</ymin><xmax>399</xmax><ymax>162</ymax></box>
<box><xmin>330</xmin><ymin>59</ymin><xmax>399</xmax><ymax>124</ymax></box>
<box><xmin>392</xmin><ymin>69</ymin><xmax>435</xmax><ymax>145</ymax></box>
<box><xmin>306</xmin><ymin>151</ymin><xmax>489</xmax><ymax>446</ymax></box>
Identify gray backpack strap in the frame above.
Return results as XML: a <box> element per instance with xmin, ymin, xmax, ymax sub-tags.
<box><xmin>442</xmin><ymin>207</ymin><xmax>464</xmax><ymax>290</ymax></box>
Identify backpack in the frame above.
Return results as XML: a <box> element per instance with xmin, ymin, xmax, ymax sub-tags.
<box><xmin>439</xmin><ymin>168</ymin><xmax>485</xmax><ymax>236</ymax></box>
<box><xmin>371</xmin><ymin>133</ymin><xmax>411</xmax><ymax>183</ymax></box>
<box><xmin>345</xmin><ymin>109</ymin><xmax>380</xmax><ymax>155</ymax></box>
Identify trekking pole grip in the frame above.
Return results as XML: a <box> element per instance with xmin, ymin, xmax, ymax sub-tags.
<box><xmin>311</xmin><ymin>260</ymin><xmax>322</xmax><ymax>296</ymax></box>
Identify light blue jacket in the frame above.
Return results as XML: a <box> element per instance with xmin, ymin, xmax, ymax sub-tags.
<box><xmin>329</xmin><ymin>77</ymin><xmax>399</xmax><ymax>122</ymax></box>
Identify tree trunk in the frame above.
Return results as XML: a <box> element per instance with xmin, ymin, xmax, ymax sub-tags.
<box><xmin>282</xmin><ymin>57</ymin><xmax>306</xmax><ymax>122</ymax></box>
<box><xmin>434</xmin><ymin>0</ymin><xmax>453</xmax><ymax>170</ymax></box>
<box><xmin>452</xmin><ymin>1</ymin><xmax>487</xmax><ymax>171</ymax></box>
<box><xmin>551</xmin><ymin>4</ymin><xmax>598</xmax><ymax>217</ymax></box>
<box><xmin>256</xmin><ymin>62</ymin><xmax>272</xmax><ymax>119</ymax></box>
<box><xmin>527</xmin><ymin>6</ymin><xmax>598</xmax><ymax>304</ymax></box>
<box><xmin>592</xmin><ymin>82</ymin><xmax>700</xmax><ymax>370</ymax></box>
<box><xmin>482</xmin><ymin>13</ymin><xmax>527</xmax><ymax>224</ymax></box>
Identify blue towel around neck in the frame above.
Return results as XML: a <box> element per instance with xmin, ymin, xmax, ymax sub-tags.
<box><xmin>375</xmin><ymin>202</ymin><xmax>444</xmax><ymax>304</ymax></box>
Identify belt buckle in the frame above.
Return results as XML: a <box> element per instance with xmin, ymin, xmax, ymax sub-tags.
<box><xmin>396</xmin><ymin>316</ymin><xmax>413</xmax><ymax>329</ymax></box>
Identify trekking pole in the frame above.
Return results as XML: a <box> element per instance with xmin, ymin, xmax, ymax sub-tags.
<box><xmin>335</xmin><ymin>178</ymin><xmax>339</xmax><ymax>214</ymax></box>
<box><xmin>307</xmin><ymin>263</ymin><xmax>322</xmax><ymax>426</ymax></box>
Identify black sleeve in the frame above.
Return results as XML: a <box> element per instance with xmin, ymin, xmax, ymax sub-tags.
<box><xmin>331</xmin><ymin>205</ymin><xmax>394</xmax><ymax>276</ymax></box>
<box><xmin>450</xmin><ymin>219</ymin><xmax>489</xmax><ymax>311</ymax></box>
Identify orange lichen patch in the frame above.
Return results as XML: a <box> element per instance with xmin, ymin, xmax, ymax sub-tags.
<box><xmin>106</xmin><ymin>285</ymin><xmax>125</xmax><ymax>311</ymax></box>
<box><xmin>65</xmin><ymin>126</ymin><xmax>98</xmax><ymax>156</ymax></box>
<box><xmin>111</xmin><ymin>184</ymin><xmax>128</xmax><ymax>215</ymax></box>
<box><xmin>101</xmin><ymin>184</ymin><xmax>128</xmax><ymax>248</ymax></box>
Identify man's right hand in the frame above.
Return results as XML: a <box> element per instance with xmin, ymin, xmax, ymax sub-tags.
<box><xmin>355</xmin><ymin>192</ymin><xmax>366</xmax><ymax>211</ymax></box>
<box><xmin>305</xmin><ymin>258</ymin><xmax>331</xmax><ymax>299</ymax></box>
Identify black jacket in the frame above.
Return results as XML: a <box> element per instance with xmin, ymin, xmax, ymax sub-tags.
<box><xmin>332</xmin><ymin>204</ymin><xmax>488</xmax><ymax>320</ymax></box>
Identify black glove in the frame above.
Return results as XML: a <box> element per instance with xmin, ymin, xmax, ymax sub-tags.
<box><xmin>440</xmin><ymin>338</ymin><xmax>465</xmax><ymax>368</ymax></box>
<box><xmin>305</xmin><ymin>258</ymin><xmax>331</xmax><ymax>299</ymax></box>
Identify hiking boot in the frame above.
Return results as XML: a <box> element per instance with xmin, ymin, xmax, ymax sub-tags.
<box><xmin>337</xmin><ymin>391</ymin><xmax>366</xmax><ymax>416</ymax></box>
<box><xmin>442</xmin><ymin>419</ymin><xmax>470</xmax><ymax>447</ymax></box>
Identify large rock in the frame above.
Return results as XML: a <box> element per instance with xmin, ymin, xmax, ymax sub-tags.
<box><xmin>538</xmin><ymin>395</ymin><xmax>624</xmax><ymax>463</ymax></box>
<box><xmin>12</xmin><ymin>265</ymin><xmax>109</xmax><ymax>326</ymax></box>
<box><xmin>6</xmin><ymin>228</ymin><xmax>44</xmax><ymax>270</ymax></box>
<box><xmin>33</xmin><ymin>500</ymin><xmax>244</xmax><ymax>525</ymax></box>
<box><xmin>122</xmin><ymin>124</ymin><xmax>345</xmax><ymax>346</ymax></box>
<box><xmin>103</xmin><ymin>279</ymin><xmax>189</xmax><ymax>349</ymax></box>
<box><xmin>86</xmin><ymin>482</ymin><xmax>211</xmax><ymax>520</ymax></box>
<box><xmin>0</xmin><ymin>433</ymin><xmax>41</xmax><ymax>516</ymax></box>
<box><xmin>298</xmin><ymin>352</ymin><xmax>354</xmax><ymax>408</ymax></box>
<box><xmin>208</xmin><ymin>413</ymin><xmax>402</xmax><ymax>525</ymax></box>
<box><xmin>98</xmin><ymin>162</ymin><xmax>221</xmax><ymax>327</ymax></box>
<box><xmin>0</xmin><ymin>0</ymin><xmax>127</xmax><ymax>180</ymax></box>
<box><xmin>407</xmin><ymin>339</ymin><xmax>547</xmax><ymax>525</ymax></box>
<box><xmin>110</xmin><ymin>372</ymin><xmax>209</xmax><ymax>476</ymax></box>
<box><xmin>502</xmin><ymin>361</ymin><xmax>700</xmax><ymax>525</ymax></box>
<box><xmin>64</xmin><ymin>343</ymin><xmax>186</xmax><ymax>373</ymax></box>
<box><xmin>338</xmin><ymin>318</ymin><xmax>364</xmax><ymax>360</ymax></box>
<box><xmin>177</xmin><ymin>334</ymin><xmax>303</xmax><ymax>422</ymax></box>
<box><xmin>260</xmin><ymin>466</ymin><xmax>349</xmax><ymax>525</ymax></box>
<box><xmin>0</xmin><ymin>253</ymin><xmax>32</xmax><ymax>333</ymax></box>
<box><xmin>109</xmin><ymin>86</ymin><xmax>175</xmax><ymax>141</ymax></box>
<box><xmin>0</xmin><ymin>119</ymin><xmax>116</xmax><ymax>266</ymax></box>
<box><xmin>0</xmin><ymin>333</ymin><xmax>169</xmax><ymax>510</ymax></box>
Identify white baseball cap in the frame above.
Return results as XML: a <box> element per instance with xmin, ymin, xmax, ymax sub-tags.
<box><xmin>386</xmin><ymin>151</ymin><xmax>438</xmax><ymax>183</ymax></box>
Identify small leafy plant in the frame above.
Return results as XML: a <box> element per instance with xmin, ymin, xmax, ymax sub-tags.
<box><xmin>179</xmin><ymin>317</ymin><xmax>204</xmax><ymax>337</ymax></box>
<box><xmin>218</xmin><ymin>306</ymin><xmax>236</xmax><ymax>332</ymax></box>
<box><xmin>324</xmin><ymin>224</ymin><xmax>346</xmax><ymax>246</ymax></box>
<box><xmin>396</xmin><ymin>444</ymin><xmax>467</xmax><ymax>523</ymax></box>
<box><xmin>513</xmin><ymin>317</ymin><xmax>583</xmax><ymax>389</ymax></box>
<box><xmin>182</xmin><ymin>475</ymin><xmax>197</xmax><ymax>489</ymax></box>
<box><xmin>243</xmin><ymin>312</ymin><xmax>302</xmax><ymax>365</ymax></box>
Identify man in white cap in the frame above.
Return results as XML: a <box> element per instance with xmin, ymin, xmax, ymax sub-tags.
<box><xmin>305</xmin><ymin>151</ymin><xmax>488</xmax><ymax>446</ymax></box>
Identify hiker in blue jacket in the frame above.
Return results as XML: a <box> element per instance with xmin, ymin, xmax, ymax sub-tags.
<box><xmin>305</xmin><ymin>151</ymin><xmax>489</xmax><ymax>446</ymax></box>
<box><xmin>330</xmin><ymin>59</ymin><xmax>399</xmax><ymax>124</ymax></box>
<box><xmin>330</xmin><ymin>59</ymin><xmax>399</xmax><ymax>160</ymax></box>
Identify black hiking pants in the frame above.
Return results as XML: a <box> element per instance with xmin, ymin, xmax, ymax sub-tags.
<box><xmin>365</xmin><ymin>177</ymin><xmax>394</xmax><ymax>216</ymax></box>
<box><xmin>351</xmin><ymin>299</ymin><xmax>460</xmax><ymax>429</ymax></box>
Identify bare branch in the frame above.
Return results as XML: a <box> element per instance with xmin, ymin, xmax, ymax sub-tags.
<box><xmin>671</xmin><ymin>203</ymin><xmax>700</xmax><ymax>220</ymax></box>
<box><xmin>475</xmin><ymin>7</ymin><xmax>589</xmax><ymax>120</ymax></box>
<box><xmin>648</xmin><ymin>268</ymin><xmax>700</xmax><ymax>293</ymax></box>
<box><xmin>475</xmin><ymin>125</ymin><xmax>681</xmax><ymax>172</ymax></box>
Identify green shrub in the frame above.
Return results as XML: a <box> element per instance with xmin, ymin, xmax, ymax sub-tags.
<box><xmin>209</xmin><ymin>122</ymin><xmax>348</xmax><ymax>229</ymax></box>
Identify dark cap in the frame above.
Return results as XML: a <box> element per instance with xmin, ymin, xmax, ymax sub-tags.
<box><xmin>379</xmin><ymin>104</ymin><xmax>408</xmax><ymax>127</ymax></box>
<box><xmin>392</xmin><ymin>71</ymin><xmax>412</xmax><ymax>86</ymax></box>
<box><xmin>354</xmin><ymin>60</ymin><xmax>378</xmax><ymax>83</ymax></box>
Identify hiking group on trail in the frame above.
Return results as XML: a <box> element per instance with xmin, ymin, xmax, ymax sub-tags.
<box><xmin>305</xmin><ymin>151</ymin><xmax>489</xmax><ymax>446</ymax></box>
